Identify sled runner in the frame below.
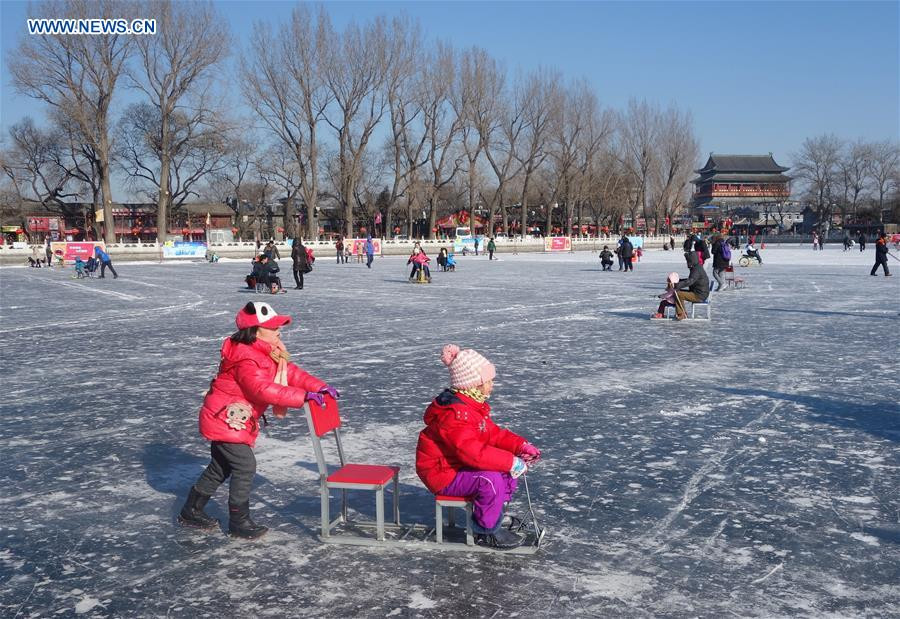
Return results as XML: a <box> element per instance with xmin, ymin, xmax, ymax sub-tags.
<box><xmin>302</xmin><ymin>399</ymin><xmax>544</xmax><ymax>553</ymax></box>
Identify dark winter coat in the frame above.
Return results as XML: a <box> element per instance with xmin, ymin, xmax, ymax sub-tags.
<box><xmin>415</xmin><ymin>390</ymin><xmax>526</xmax><ymax>494</ymax></box>
<box><xmin>620</xmin><ymin>238</ymin><xmax>634</xmax><ymax>259</ymax></box>
<box><xmin>600</xmin><ymin>249</ymin><xmax>614</xmax><ymax>264</ymax></box>
<box><xmin>875</xmin><ymin>238</ymin><xmax>888</xmax><ymax>260</ymax></box>
<box><xmin>292</xmin><ymin>242</ymin><xmax>309</xmax><ymax>271</ymax></box>
<box><xmin>695</xmin><ymin>238</ymin><xmax>711</xmax><ymax>261</ymax></box>
<box><xmin>711</xmin><ymin>238</ymin><xmax>730</xmax><ymax>269</ymax></box>
<box><xmin>198</xmin><ymin>338</ymin><xmax>325</xmax><ymax>447</ymax></box>
<box><xmin>676</xmin><ymin>252</ymin><xmax>709</xmax><ymax>300</ymax></box>
<box><xmin>683</xmin><ymin>236</ymin><xmax>694</xmax><ymax>252</ymax></box>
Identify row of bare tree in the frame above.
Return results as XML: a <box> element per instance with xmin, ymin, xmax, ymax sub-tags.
<box><xmin>792</xmin><ymin>135</ymin><xmax>899</xmax><ymax>229</ymax></box>
<box><xmin>5</xmin><ymin>2</ymin><xmax>892</xmax><ymax>244</ymax></box>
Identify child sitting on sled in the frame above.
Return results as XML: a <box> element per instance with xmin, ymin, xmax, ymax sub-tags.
<box><xmin>651</xmin><ymin>272</ymin><xmax>680</xmax><ymax>319</ymax></box>
<box><xmin>415</xmin><ymin>345</ymin><xmax>541</xmax><ymax>550</ymax></box>
<box><xmin>408</xmin><ymin>247</ymin><xmax>432</xmax><ymax>281</ymax></box>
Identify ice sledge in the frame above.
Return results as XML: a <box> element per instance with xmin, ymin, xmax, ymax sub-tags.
<box><xmin>302</xmin><ymin>399</ymin><xmax>544</xmax><ymax>553</ymax></box>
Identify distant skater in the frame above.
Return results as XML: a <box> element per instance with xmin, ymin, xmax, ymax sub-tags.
<box><xmin>94</xmin><ymin>246</ymin><xmax>118</xmax><ymax>279</ymax></box>
<box><xmin>870</xmin><ymin>233</ymin><xmax>891</xmax><ymax>277</ymax></box>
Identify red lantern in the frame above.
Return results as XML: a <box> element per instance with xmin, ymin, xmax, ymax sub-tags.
<box><xmin>131</xmin><ymin>226</ymin><xmax>141</xmax><ymax>235</ymax></box>
<box><xmin>181</xmin><ymin>227</ymin><xmax>190</xmax><ymax>235</ymax></box>
<box><xmin>231</xmin><ymin>227</ymin><xmax>239</xmax><ymax>234</ymax></box>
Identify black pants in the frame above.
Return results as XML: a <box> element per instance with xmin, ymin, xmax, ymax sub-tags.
<box><xmin>293</xmin><ymin>268</ymin><xmax>304</xmax><ymax>288</ymax></box>
<box><xmin>601</xmin><ymin>261</ymin><xmax>613</xmax><ymax>271</ymax></box>
<box><xmin>489</xmin><ymin>250</ymin><xmax>494</xmax><ymax>260</ymax></box>
<box><xmin>871</xmin><ymin>257</ymin><xmax>890</xmax><ymax>276</ymax></box>
<box><xmin>100</xmin><ymin>261</ymin><xmax>118</xmax><ymax>278</ymax></box>
<box><xmin>194</xmin><ymin>441</ymin><xmax>257</xmax><ymax>506</ymax></box>
<box><xmin>622</xmin><ymin>258</ymin><xmax>633</xmax><ymax>271</ymax></box>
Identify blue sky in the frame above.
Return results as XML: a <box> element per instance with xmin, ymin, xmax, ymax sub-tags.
<box><xmin>2</xmin><ymin>0</ymin><xmax>898</xmax><ymax>177</ymax></box>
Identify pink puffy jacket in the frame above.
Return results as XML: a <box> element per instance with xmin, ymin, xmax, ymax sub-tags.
<box><xmin>198</xmin><ymin>338</ymin><xmax>326</xmax><ymax>446</ymax></box>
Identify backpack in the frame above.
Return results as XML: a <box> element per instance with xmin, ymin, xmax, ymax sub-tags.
<box><xmin>721</xmin><ymin>241</ymin><xmax>732</xmax><ymax>261</ymax></box>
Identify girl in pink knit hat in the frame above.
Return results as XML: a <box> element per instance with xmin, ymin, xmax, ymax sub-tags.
<box><xmin>415</xmin><ymin>344</ymin><xmax>541</xmax><ymax>549</ymax></box>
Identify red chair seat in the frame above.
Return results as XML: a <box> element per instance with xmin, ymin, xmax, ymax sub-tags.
<box><xmin>327</xmin><ymin>463</ymin><xmax>399</xmax><ymax>485</ymax></box>
<box><xmin>435</xmin><ymin>494</ymin><xmax>471</xmax><ymax>503</ymax></box>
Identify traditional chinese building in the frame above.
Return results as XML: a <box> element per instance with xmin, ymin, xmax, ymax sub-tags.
<box><xmin>691</xmin><ymin>154</ymin><xmax>791</xmax><ymax>222</ymax></box>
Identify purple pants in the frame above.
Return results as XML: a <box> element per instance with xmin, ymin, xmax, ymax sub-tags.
<box><xmin>440</xmin><ymin>470</ymin><xmax>518</xmax><ymax>532</ymax></box>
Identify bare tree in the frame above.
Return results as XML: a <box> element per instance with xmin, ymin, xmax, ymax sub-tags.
<box><xmin>206</xmin><ymin>137</ymin><xmax>256</xmax><ymax>239</ymax></box>
<box><xmin>321</xmin><ymin>17</ymin><xmax>389</xmax><ymax>237</ymax></box>
<box><xmin>418</xmin><ymin>43</ymin><xmax>464</xmax><ymax>239</ymax></box>
<box><xmin>132</xmin><ymin>0</ymin><xmax>229</xmax><ymax>242</ymax></box>
<box><xmin>618</xmin><ymin>99</ymin><xmax>660</xmax><ymax>232</ymax></box>
<box><xmin>116</xmin><ymin>102</ymin><xmax>229</xmax><ymax>220</ymax></box>
<box><xmin>10</xmin><ymin>0</ymin><xmax>135</xmax><ymax>243</ymax></box>
<box><xmin>2</xmin><ymin>118</ymin><xmax>79</xmax><ymax>215</ymax></box>
<box><xmin>380</xmin><ymin>16</ymin><xmax>423</xmax><ymax>238</ymax></box>
<box><xmin>243</xmin><ymin>6</ymin><xmax>332</xmax><ymax>239</ymax></box>
<box><xmin>836</xmin><ymin>139</ymin><xmax>872</xmax><ymax>223</ymax></box>
<box><xmin>647</xmin><ymin>105</ymin><xmax>698</xmax><ymax>234</ymax></box>
<box><xmin>515</xmin><ymin>68</ymin><xmax>561</xmax><ymax>238</ymax></box>
<box><xmin>792</xmin><ymin>134</ymin><xmax>843</xmax><ymax>233</ymax></box>
<box><xmin>867</xmin><ymin>140</ymin><xmax>900</xmax><ymax>222</ymax></box>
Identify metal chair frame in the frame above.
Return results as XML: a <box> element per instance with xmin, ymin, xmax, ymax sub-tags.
<box><xmin>303</xmin><ymin>402</ymin><xmax>400</xmax><ymax>543</ymax></box>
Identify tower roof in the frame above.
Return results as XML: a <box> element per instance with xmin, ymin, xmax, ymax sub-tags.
<box><xmin>696</xmin><ymin>154</ymin><xmax>789</xmax><ymax>174</ymax></box>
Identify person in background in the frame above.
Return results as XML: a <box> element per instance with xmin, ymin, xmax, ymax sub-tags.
<box><xmin>487</xmin><ymin>237</ymin><xmax>496</xmax><ymax>260</ymax></box>
<box><xmin>291</xmin><ymin>237</ymin><xmax>309</xmax><ymax>290</ymax></box>
<box><xmin>365</xmin><ymin>235</ymin><xmax>375</xmax><ymax>269</ymax></box>
<box><xmin>870</xmin><ymin>232</ymin><xmax>891</xmax><ymax>277</ymax></box>
<box><xmin>599</xmin><ymin>245</ymin><xmax>614</xmax><ymax>271</ymax></box>
<box><xmin>45</xmin><ymin>238</ymin><xmax>53</xmax><ymax>267</ymax></box>
<box><xmin>335</xmin><ymin>237</ymin><xmax>345</xmax><ymax>264</ymax></box>
<box><xmin>857</xmin><ymin>231</ymin><xmax>866</xmax><ymax>252</ymax></box>
<box><xmin>710</xmin><ymin>234</ymin><xmax>730</xmax><ymax>291</ymax></box>
<box><xmin>94</xmin><ymin>246</ymin><xmax>118</xmax><ymax>279</ymax></box>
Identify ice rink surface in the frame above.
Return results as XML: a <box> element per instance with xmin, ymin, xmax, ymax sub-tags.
<box><xmin>1</xmin><ymin>244</ymin><xmax>898</xmax><ymax>617</ymax></box>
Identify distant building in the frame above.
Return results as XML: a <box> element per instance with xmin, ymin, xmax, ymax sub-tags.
<box><xmin>691</xmin><ymin>154</ymin><xmax>792</xmax><ymax>221</ymax></box>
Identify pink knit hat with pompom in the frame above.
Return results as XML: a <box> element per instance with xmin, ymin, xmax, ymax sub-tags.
<box><xmin>441</xmin><ymin>344</ymin><xmax>496</xmax><ymax>389</ymax></box>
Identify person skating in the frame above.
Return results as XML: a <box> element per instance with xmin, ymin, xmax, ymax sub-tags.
<box><xmin>870</xmin><ymin>233</ymin><xmax>892</xmax><ymax>276</ymax></box>
<box><xmin>45</xmin><ymin>238</ymin><xmax>53</xmax><ymax>267</ymax></box>
<box><xmin>365</xmin><ymin>235</ymin><xmax>375</xmax><ymax>269</ymax></box>
<box><xmin>474</xmin><ymin>237</ymin><xmax>480</xmax><ymax>256</ymax></box>
<box><xmin>407</xmin><ymin>246</ymin><xmax>431</xmax><ymax>281</ymax></box>
<box><xmin>415</xmin><ymin>345</ymin><xmax>541</xmax><ymax>550</ymax></box>
<box><xmin>94</xmin><ymin>246</ymin><xmax>118</xmax><ymax>279</ymax></box>
<box><xmin>263</xmin><ymin>241</ymin><xmax>280</xmax><ymax>261</ymax></box>
<box><xmin>710</xmin><ymin>234</ymin><xmax>731</xmax><ymax>291</ymax></box>
<box><xmin>843</xmin><ymin>233</ymin><xmax>852</xmax><ymax>251</ymax></box>
<box><xmin>291</xmin><ymin>238</ymin><xmax>309</xmax><ymax>289</ymax></box>
<box><xmin>487</xmin><ymin>237</ymin><xmax>496</xmax><ymax>260</ymax></box>
<box><xmin>599</xmin><ymin>245</ymin><xmax>614</xmax><ymax>271</ymax></box>
<box><xmin>179</xmin><ymin>302</ymin><xmax>339</xmax><ymax>538</ymax></box>
<box><xmin>620</xmin><ymin>234</ymin><xmax>634</xmax><ymax>272</ymax></box>
<box><xmin>858</xmin><ymin>231</ymin><xmax>866</xmax><ymax>252</ymax></box>
<box><xmin>335</xmin><ymin>237</ymin><xmax>345</xmax><ymax>264</ymax></box>
<box><xmin>674</xmin><ymin>252</ymin><xmax>710</xmax><ymax>320</ymax></box>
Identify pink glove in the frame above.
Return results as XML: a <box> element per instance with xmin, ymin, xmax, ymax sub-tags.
<box><xmin>319</xmin><ymin>384</ymin><xmax>340</xmax><ymax>400</ymax></box>
<box><xmin>306</xmin><ymin>391</ymin><xmax>325</xmax><ymax>407</ymax></box>
<box><xmin>518</xmin><ymin>443</ymin><xmax>541</xmax><ymax>463</ymax></box>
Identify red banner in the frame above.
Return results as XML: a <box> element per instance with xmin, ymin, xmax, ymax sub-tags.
<box><xmin>50</xmin><ymin>241</ymin><xmax>106</xmax><ymax>264</ymax></box>
<box><xmin>543</xmin><ymin>237</ymin><xmax>571</xmax><ymax>252</ymax></box>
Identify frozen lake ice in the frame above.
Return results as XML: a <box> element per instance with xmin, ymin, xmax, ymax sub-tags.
<box><xmin>1</xmin><ymin>244</ymin><xmax>898</xmax><ymax>617</ymax></box>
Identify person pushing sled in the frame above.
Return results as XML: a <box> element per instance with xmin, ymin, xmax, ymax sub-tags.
<box><xmin>416</xmin><ymin>345</ymin><xmax>542</xmax><ymax>550</ymax></box>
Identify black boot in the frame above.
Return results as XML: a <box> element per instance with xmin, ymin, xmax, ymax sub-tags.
<box><xmin>178</xmin><ymin>486</ymin><xmax>218</xmax><ymax>529</ymax></box>
<box><xmin>475</xmin><ymin>526</ymin><xmax>525</xmax><ymax>550</ymax></box>
<box><xmin>228</xmin><ymin>502</ymin><xmax>268</xmax><ymax>539</ymax></box>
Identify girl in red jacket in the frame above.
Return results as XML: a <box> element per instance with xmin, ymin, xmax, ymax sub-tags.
<box><xmin>179</xmin><ymin>301</ymin><xmax>339</xmax><ymax>539</ymax></box>
<box><xmin>416</xmin><ymin>345</ymin><xmax>541</xmax><ymax>549</ymax></box>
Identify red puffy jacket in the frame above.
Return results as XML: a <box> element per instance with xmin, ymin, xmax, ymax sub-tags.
<box><xmin>198</xmin><ymin>338</ymin><xmax>326</xmax><ymax>446</ymax></box>
<box><xmin>415</xmin><ymin>390</ymin><xmax>526</xmax><ymax>494</ymax></box>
